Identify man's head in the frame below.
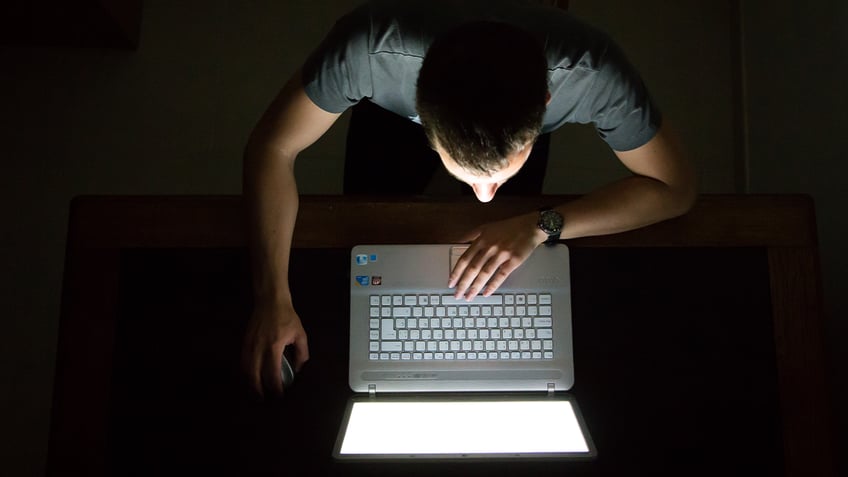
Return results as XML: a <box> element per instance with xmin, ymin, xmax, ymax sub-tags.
<box><xmin>416</xmin><ymin>21</ymin><xmax>549</xmax><ymax>201</ymax></box>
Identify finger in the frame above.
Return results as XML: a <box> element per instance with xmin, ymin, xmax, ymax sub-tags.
<box><xmin>263</xmin><ymin>343</ymin><xmax>285</xmax><ymax>396</ymax></box>
<box><xmin>293</xmin><ymin>333</ymin><xmax>310</xmax><ymax>372</ymax></box>
<box><xmin>481</xmin><ymin>257</ymin><xmax>522</xmax><ymax>296</ymax></box>
<box><xmin>241</xmin><ymin>332</ymin><xmax>264</xmax><ymax>397</ymax></box>
<box><xmin>449</xmin><ymin>244</ymin><xmax>481</xmax><ymax>289</ymax></box>
<box><xmin>454</xmin><ymin>248</ymin><xmax>496</xmax><ymax>300</ymax></box>
<box><xmin>465</xmin><ymin>252</ymin><xmax>510</xmax><ymax>300</ymax></box>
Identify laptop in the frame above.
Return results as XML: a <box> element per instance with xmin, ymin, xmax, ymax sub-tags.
<box><xmin>334</xmin><ymin>244</ymin><xmax>595</xmax><ymax>460</ymax></box>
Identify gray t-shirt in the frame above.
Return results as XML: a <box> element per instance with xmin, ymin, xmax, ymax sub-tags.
<box><xmin>302</xmin><ymin>0</ymin><xmax>661</xmax><ymax>151</ymax></box>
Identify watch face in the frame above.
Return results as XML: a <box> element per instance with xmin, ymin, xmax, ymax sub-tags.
<box><xmin>539</xmin><ymin>210</ymin><xmax>564</xmax><ymax>234</ymax></box>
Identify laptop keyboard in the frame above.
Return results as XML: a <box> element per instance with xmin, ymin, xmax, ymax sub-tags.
<box><xmin>368</xmin><ymin>293</ymin><xmax>554</xmax><ymax>361</ymax></box>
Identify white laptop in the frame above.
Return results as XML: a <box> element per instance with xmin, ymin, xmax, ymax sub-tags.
<box><xmin>333</xmin><ymin>244</ymin><xmax>595</xmax><ymax>460</ymax></box>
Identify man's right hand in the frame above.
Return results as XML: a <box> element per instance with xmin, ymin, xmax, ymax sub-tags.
<box><xmin>242</xmin><ymin>299</ymin><xmax>310</xmax><ymax>397</ymax></box>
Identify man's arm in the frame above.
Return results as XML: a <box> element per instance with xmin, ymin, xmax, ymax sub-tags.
<box><xmin>450</xmin><ymin>123</ymin><xmax>697</xmax><ymax>300</ymax></box>
<box><xmin>242</xmin><ymin>70</ymin><xmax>341</xmax><ymax>396</ymax></box>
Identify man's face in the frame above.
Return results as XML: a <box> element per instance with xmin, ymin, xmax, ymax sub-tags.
<box><xmin>434</xmin><ymin>142</ymin><xmax>534</xmax><ymax>202</ymax></box>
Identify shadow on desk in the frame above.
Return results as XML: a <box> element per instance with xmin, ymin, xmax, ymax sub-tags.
<box><xmin>48</xmin><ymin>195</ymin><xmax>835</xmax><ymax>476</ymax></box>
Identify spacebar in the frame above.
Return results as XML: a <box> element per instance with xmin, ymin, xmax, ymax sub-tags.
<box><xmin>440</xmin><ymin>295</ymin><xmax>504</xmax><ymax>305</ymax></box>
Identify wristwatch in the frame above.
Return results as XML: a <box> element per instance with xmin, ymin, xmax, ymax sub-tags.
<box><xmin>537</xmin><ymin>207</ymin><xmax>564</xmax><ymax>244</ymax></box>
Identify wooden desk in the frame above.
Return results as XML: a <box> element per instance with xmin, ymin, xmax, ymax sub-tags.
<box><xmin>48</xmin><ymin>195</ymin><xmax>834</xmax><ymax>476</ymax></box>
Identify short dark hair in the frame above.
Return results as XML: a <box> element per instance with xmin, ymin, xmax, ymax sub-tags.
<box><xmin>416</xmin><ymin>21</ymin><xmax>548</xmax><ymax>175</ymax></box>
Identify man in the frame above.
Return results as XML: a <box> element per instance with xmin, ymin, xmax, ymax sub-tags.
<box><xmin>242</xmin><ymin>0</ymin><xmax>697</xmax><ymax>396</ymax></box>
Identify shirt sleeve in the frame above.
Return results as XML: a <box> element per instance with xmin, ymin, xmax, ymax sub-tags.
<box><xmin>301</xmin><ymin>5</ymin><xmax>374</xmax><ymax>113</ymax></box>
<box><xmin>581</xmin><ymin>39</ymin><xmax>662</xmax><ymax>151</ymax></box>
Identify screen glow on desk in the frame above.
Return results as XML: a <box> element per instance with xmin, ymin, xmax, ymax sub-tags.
<box><xmin>339</xmin><ymin>400</ymin><xmax>589</xmax><ymax>455</ymax></box>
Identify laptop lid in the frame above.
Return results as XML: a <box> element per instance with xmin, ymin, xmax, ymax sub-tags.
<box><xmin>332</xmin><ymin>393</ymin><xmax>596</xmax><ymax>460</ymax></box>
<box><xmin>349</xmin><ymin>244</ymin><xmax>573</xmax><ymax>393</ymax></box>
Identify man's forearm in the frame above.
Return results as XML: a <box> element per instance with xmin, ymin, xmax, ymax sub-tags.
<box><xmin>556</xmin><ymin>174</ymin><xmax>696</xmax><ymax>240</ymax></box>
<box><xmin>243</xmin><ymin>147</ymin><xmax>299</xmax><ymax>305</ymax></box>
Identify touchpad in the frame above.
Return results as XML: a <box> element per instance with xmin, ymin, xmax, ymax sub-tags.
<box><xmin>449</xmin><ymin>246</ymin><xmax>469</xmax><ymax>271</ymax></box>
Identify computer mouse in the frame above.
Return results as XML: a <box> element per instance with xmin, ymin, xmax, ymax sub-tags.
<box><xmin>281</xmin><ymin>351</ymin><xmax>295</xmax><ymax>389</ymax></box>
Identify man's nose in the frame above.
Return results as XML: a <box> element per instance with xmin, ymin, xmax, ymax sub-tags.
<box><xmin>472</xmin><ymin>183</ymin><xmax>499</xmax><ymax>203</ymax></box>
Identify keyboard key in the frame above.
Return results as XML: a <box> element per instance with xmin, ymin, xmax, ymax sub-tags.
<box><xmin>393</xmin><ymin>307</ymin><xmax>411</xmax><ymax>317</ymax></box>
<box><xmin>534</xmin><ymin>317</ymin><xmax>553</xmax><ymax>328</ymax></box>
<box><xmin>441</xmin><ymin>295</ymin><xmax>503</xmax><ymax>305</ymax></box>
<box><xmin>544</xmin><ymin>351</ymin><xmax>553</xmax><ymax>359</ymax></box>
<box><xmin>390</xmin><ymin>352</ymin><xmax>400</xmax><ymax>360</ymax></box>
<box><xmin>539</xmin><ymin>294</ymin><xmax>552</xmax><ymax>305</ymax></box>
<box><xmin>419</xmin><ymin>295</ymin><xmax>429</xmax><ymax>305</ymax></box>
<box><xmin>393</xmin><ymin>296</ymin><xmax>403</xmax><ymax>306</ymax></box>
<box><xmin>370</xmin><ymin>353</ymin><xmax>379</xmax><ymax>360</ymax></box>
<box><xmin>539</xmin><ymin>305</ymin><xmax>552</xmax><ymax>316</ymax></box>
<box><xmin>370</xmin><ymin>307</ymin><xmax>380</xmax><ymax>317</ymax></box>
<box><xmin>381</xmin><ymin>296</ymin><xmax>391</xmax><ymax>306</ymax></box>
<box><xmin>370</xmin><ymin>295</ymin><xmax>380</xmax><ymax>306</ymax></box>
<box><xmin>504</xmin><ymin>294</ymin><xmax>514</xmax><ymax>305</ymax></box>
<box><xmin>527</xmin><ymin>294</ymin><xmax>537</xmax><ymax>305</ymax></box>
<box><xmin>537</xmin><ymin>328</ymin><xmax>553</xmax><ymax>339</ymax></box>
<box><xmin>381</xmin><ymin>319</ymin><xmax>395</xmax><ymax>339</ymax></box>
<box><xmin>370</xmin><ymin>330</ymin><xmax>379</xmax><ymax>340</ymax></box>
<box><xmin>404</xmin><ymin>295</ymin><xmax>417</xmax><ymax>306</ymax></box>
<box><xmin>369</xmin><ymin>341</ymin><xmax>379</xmax><ymax>351</ymax></box>
<box><xmin>381</xmin><ymin>341</ymin><xmax>402</xmax><ymax>352</ymax></box>
<box><xmin>370</xmin><ymin>319</ymin><xmax>379</xmax><ymax>329</ymax></box>
<box><xmin>515</xmin><ymin>294</ymin><xmax>526</xmax><ymax>305</ymax></box>
<box><xmin>543</xmin><ymin>340</ymin><xmax>553</xmax><ymax>350</ymax></box>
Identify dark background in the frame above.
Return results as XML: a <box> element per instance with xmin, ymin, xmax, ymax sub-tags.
<box><xmin>1</xmin><ymin>1</ymin><xmax>844</xmax><ymax>474</ymax></box>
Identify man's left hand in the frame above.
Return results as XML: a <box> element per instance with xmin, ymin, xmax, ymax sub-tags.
<box><xmin>449</xmin><ymin>212</ymin><xmax>548</xmax><ymax>300</ymax></box>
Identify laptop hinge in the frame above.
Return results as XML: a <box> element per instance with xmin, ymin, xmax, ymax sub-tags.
<box><xmin>368</xmin><ymin>384</ymin><xmax>377</xmax><ymax>397</ymax></box>
<box><xmin>547</xmin><ymin>383</ymin><xmax>555</xmax><ymax>395</ymax></box>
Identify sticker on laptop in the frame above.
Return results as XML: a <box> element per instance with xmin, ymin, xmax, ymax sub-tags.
<box><xmin>371</xmin><ymin>276</ymin><xmax>382</xmax><ymax>286</ymax></box>
<box><xmin>355</xmin><ymin>276</ymin><xmax>370</xmax><ymax>286</ymax></box>
<box><xmin>355</xmin><ymin>254</ymin><xmax>368</xmax><ymax>265</ymax></box>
